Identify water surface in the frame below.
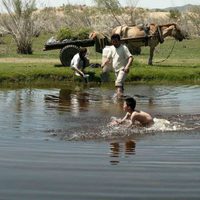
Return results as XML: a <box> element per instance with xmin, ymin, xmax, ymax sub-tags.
<box><xmin>0</xmin><ymin>84</ymin><xmax>199</xmax><ymax>140</ymax></box>
<box><xmin>0</xmin><ymin>84</ymin><xmax>200</xmax><ymax>199</ymax></box>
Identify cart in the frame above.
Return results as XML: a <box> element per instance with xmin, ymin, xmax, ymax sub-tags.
<box><xmin>43</xmin><ymin>38</ymin><xmax>95</xmax><ymax>66</ymax></box>
<box><xmin>43</xmin><ymin>34</ymin><xmax>151</xmax><ymax>66</ymax></box>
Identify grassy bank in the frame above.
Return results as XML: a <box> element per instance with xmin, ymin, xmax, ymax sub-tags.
<box><xmin>0</xmin><ymin>34</ymin><xmax>200</xmax><ymax>85</ymax></box>
<box><xmin>0</xmin><ymin>61</ymin><xmax>199</xmax><ymax>85</ymax></box>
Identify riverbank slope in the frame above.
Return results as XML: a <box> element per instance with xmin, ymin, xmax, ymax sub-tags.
<box><xmin>0</xmin><ymin>34</ymin><xmax>199</xmax><ymax>85</ymax></box>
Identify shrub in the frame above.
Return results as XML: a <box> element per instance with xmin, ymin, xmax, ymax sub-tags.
<box><xmin>56</xmin><ymin>27</ymin><xmax>73</xmax><ymax>41</ymax></box>
<box><xmin>73</xmin><ymin>27</ymin><xmax>91</xmax><ymax>40</ymax></box>
<box><xmin>56</xmin><ymin>27</ymin><xmax>91</xmax><ymax>41</ymax></box>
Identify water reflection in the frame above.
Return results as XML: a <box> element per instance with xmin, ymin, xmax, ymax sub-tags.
<box><xmin>45</xmin><ymin>88</ymin><xmax>90</xmax><ymax>116</ymax></box>
<box><xmin>44</xmin><ymin>87</ymin><xmax>125</xmax><ymax>118</ymax></box>
<box><xmin>60</xmin><ymin>89</ymin><xmax>90</xmax><ymax>116</ymax></box>
<box><xmin>43</xmin><ymin>85</ymin><xmax>200</xmax><ymax>141</ymax></box>
<box><xmin>109</xmin><ymin>140</ymin><xmax>136</xmax><ymax>165</ymax></box>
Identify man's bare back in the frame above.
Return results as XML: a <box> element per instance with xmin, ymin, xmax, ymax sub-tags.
<box><xmin>110</xmin><ymin>97</ymin><xmax>154</xmax><ymax>128</ymax></box>
<box><xmin>128</xmin><ymin>110</ymin><xmax>154</xmax><ymax>126</ymax></box>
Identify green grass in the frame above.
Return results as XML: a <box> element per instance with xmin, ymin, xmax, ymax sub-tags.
<box><xmin>128</xmin><ymin>63</ymin><xmax>200</xmax><ymax>83</ymax></box>
<box><xmin>0</xmin><ymin>34</ymin><xmax>200</xmax><ymax>85</ymax></box>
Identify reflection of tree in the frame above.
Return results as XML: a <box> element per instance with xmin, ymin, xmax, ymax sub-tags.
<box><xmin>12</xmin><ymin>90</ymin><xmax>23</xmax><ymax>129</ymax></box>
<box><xmin>15</xmin><ymin>90</ymin><xmax>22</xmax><ymax>114</ymax></box>
<box><xmin>13</xmin><ymin>89</ymin><xmax>35</xmax><ymax>129</ymax></box>
<box><xmin>5</xmin><ymin>90</ymin><xmax>23</xmax><ymax>130</ymax></box>
<box><xmin>109</xmin><ymin>140</ymin><xmax>136</xmax><ymax>165</ymax></box>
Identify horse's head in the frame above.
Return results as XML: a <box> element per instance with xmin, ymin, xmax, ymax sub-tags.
<box><xmin>171</xmin><ymin>24</ymin><xmax>185</xmax><ymax>41</ymax></box>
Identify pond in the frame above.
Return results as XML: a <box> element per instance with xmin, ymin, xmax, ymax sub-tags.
<box><xmin>0</xmin><ymin>84</ymin><xmax>200</xmax><ymax>199</ymax></box>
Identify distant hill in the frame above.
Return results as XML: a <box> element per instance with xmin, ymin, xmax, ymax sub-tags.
<box><xmin>164</xmin><ymin>4</ymin><xmax>200</xmax><ymax>12</ymax></box>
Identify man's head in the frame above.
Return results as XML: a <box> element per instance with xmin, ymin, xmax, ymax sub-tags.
<box><xmin>111</xmin><ymin>34</ymin><xmax>121</xmax><ymax>48</ymax></box>
<box><xmin>124</xmin><ymin>97</ymin><xmax>136</xmax><ymax>111</ymax></box>
<box><xmin>79</xmin><ymin>47</ymin><xmax>87</xmax><ymax>58</ymax></box>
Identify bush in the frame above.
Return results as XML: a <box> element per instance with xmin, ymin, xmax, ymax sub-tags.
<box><xmin>56</xmin><ymin>27</ymin><xmax>73</xmax><ymax>41</ymax></box>
<box><xmin>73</xmin><ymin>27</ymin><xmax>91</xmax><ymax>40</ymax></box>
<box><xmin>56</xmin><ymin>27</ymin><xmax>91</xmax><ymax>41</ymax></box>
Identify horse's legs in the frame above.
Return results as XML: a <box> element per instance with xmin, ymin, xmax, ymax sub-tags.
<box><xmin>148</xmin><ymin>47</ymin><xmax>155</xmax><ymax>65</ymax></box>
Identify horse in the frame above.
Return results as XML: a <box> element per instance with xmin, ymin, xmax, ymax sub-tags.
<box><xmin>111</xmin><ymin>23</ymin><xmax>186</xmax><ymax>65</ymax></box>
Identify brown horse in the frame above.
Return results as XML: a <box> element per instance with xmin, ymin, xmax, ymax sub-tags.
<box><xmin>111</xmin><ymin>23</ymin><xmax>186</xmax><ymax>65</ymax></box>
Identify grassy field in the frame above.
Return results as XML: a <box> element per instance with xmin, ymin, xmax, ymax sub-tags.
<box><xmin>0</xmin><ymin>33</ymin><xmax>200</xmax><ymax>85</ymax></box>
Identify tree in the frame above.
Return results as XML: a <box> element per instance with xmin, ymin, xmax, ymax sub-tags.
<box><xmin>93</xmin><ymin>0</ymin><xmax>123</xmax><ymax>25</ymax></box>
<box><xmin>187</xmin><ymin>6</ymin><xmax>200</xmax><ymax>36</ymax></box>
<box><xmin>63</xmin><ymin>4</ymin><xmax>92</xmax><ymax>29</ymax></box>
<box><xmin>168</xmin><ymin>9</ymin><xmax>182</xmax><ymax>22</ymax></box>
<box><xmin>93</xmin><ymin>0</ymin><xmax>145</xmax><ymax>27</ymax></box>
<box><xmin>94</xmin><ymin>0</ymin><xmax>121</xmax><ymax>10</ymax></box>
<box><xmin>0</xmin><ymin>0</ymin><xmax>37</xmax><ymax>54</ymax></box>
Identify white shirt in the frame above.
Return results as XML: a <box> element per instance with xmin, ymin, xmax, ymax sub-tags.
<box><xmin>107</xmin><ymin>44</ymin><xmax>132</xmax><ymax>72</ymax></box>
<box><xmin>70</xmin><ymin>53</ymin><xmax>83</xmax><ymax>69</ymax></box>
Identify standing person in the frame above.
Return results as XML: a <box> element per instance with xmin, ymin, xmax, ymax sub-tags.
<box><xmin>101</xmin><ymin>34</ymin><xmax>133</xmax><ymax>97</ymax></box>
<box><xmin>70</xmin><ymin>47</ymin><xmax>89</xmax><ymax>80</ymax></box>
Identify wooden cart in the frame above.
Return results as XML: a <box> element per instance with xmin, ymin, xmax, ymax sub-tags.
<box><xmin>43</xmin><ymin>38</ymin><xmax>95</xmax><ymax>66</ymax></box>
<box><xmin>43</xmin><ymin>35</ymin><xmax>151</xmax><ymax>66</ymax></box>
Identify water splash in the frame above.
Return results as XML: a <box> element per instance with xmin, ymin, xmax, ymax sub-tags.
<box><xmin>148</xmin><ymin>118</ymin><xmax>181</xmax><ymax>131</ymax></box>
<box><xmin>47</xmin><ymin>115</ymin><xmax>200</xmax><ymax>141</ymax></box>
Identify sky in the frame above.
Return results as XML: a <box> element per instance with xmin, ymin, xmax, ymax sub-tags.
<box><xmin>36</xmin><ymin>0</ymin><xmax>200</xmax><ymax>9</ymax></box>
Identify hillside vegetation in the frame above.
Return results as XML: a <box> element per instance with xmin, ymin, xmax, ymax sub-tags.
<box><xmin>0</xmin><ymin>33</ymin><xmax>199</xmax><ymax>85</ymax></box>
<box><xmin>0</xmin><ymin>1</ymin><xmax>199</xmax><ymax>85</ymax></box>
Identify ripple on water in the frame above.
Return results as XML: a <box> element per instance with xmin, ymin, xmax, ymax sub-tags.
<box><xmin>0</xmin><ymin>85</ymin><xmax>200</xmax><ymax>140</ymax></box>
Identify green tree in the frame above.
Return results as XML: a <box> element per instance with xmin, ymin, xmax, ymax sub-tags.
<box><xmin>0</xmin><ymin>0</ymin><xmax>37</xmax><ymax>54</ymax></box>
<box><xmin>168</xmin><ymin>9</ymin><xmax>181</xmax><ymax>22</ymax></box>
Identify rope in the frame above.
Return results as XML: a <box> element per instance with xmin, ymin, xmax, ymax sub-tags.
<box><xmin>154</xmin><ymin>40</ymin><xmax>177</xmax><ymax>64</ymax></box>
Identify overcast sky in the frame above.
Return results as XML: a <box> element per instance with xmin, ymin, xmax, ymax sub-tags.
<box><xmin>36</xmin><ymin>0</ymin><xmax>200</xmax><ymax>9</ymax></box>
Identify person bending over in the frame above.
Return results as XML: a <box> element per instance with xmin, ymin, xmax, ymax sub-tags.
<box><xmin>70</xmin><ymin>47</ymin><xmax>89</xmax><ymax>79</ymax></box>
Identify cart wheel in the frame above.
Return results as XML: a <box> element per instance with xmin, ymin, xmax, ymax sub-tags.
<box><xmin>59</xmin><ymin>45</ymin><xmax>79</xmax><ymax>66</ymax></box>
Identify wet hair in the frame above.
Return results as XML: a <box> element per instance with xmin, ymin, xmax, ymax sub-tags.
<box><xmin>125</xmin><ymin>97</ymin><xmax>136</xmax><ymax>110</ymax></box>
<box><xmin>111</xmin><ymin>33</ymin><xmax>121</xmax><ymax>41</ymax></box>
